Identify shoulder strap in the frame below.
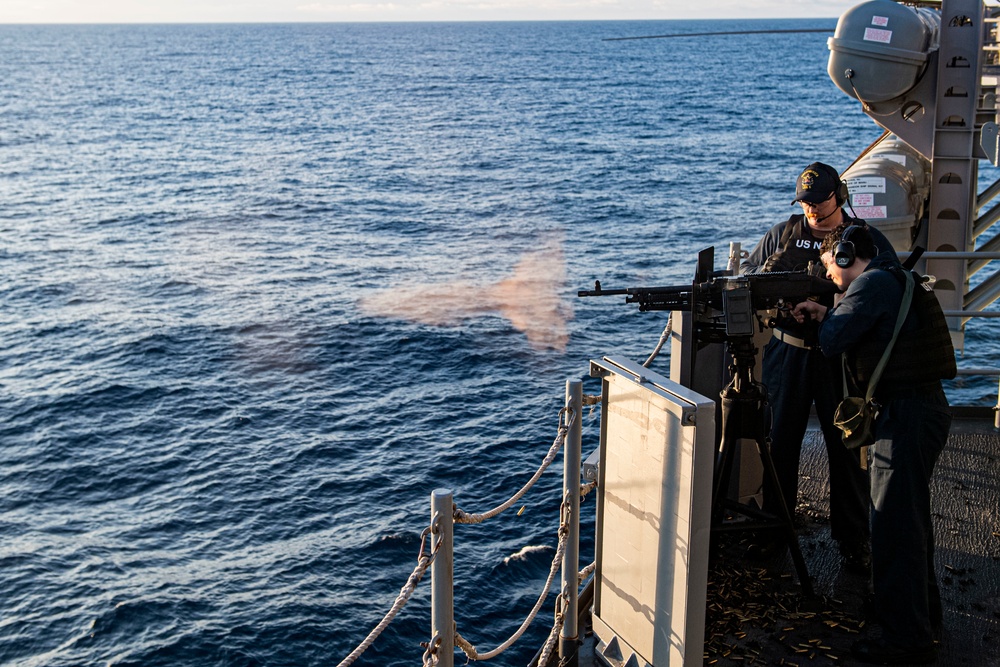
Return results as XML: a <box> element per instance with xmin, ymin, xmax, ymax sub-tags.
<box><xmin>778</xmin><ymin>216</ymin><xmax>798</xmax><ymax>248</ymax></box>
<box><xmin>842</xmin><ymin>270</ymin><xmax>915</xmax><ymax>401</ymax></box>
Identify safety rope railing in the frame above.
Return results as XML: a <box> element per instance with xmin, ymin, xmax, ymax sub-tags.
<box><xmin>453</xmin><ymin>407</ymin><xmax>575</xmax><ymax>525</ymax></box>
<box><xmin>534</xmin><ymin>485</ymin><xmax>592</xmax><ymax>667</ymax></box>
<box><xmin>335</xmin><ymin>391</ymin><xmax>600</xmax><ymax>667</ymax></box>
<box><xmin>642</xmin><ymin>311</ymin><xmax>673</xmax><ymax>367</ymax></box>
<box><xmin>536</xmin><ymin>578</ymin><xmax>569</xmax><ymax>667</ymax></box>
<box><xmin>454</xmin><ymin>496</ymin><xmax>571</xmax><ymax>661</ymax></box>
<box><xmin>336</xmin><ymin>515</ymin><xmax>442</xmax><ymax>667</ymax></box>
<box><xmin>450</xmin><ymin>405</ymin><xmax>580</xmax><ymax>663</ymax></box>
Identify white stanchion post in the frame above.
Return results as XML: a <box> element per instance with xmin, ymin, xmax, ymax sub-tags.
<box><xmin>431</xmin><ymin>489</ymin><xmax>454</xmax><ymax>667</ymax></box>
<box><xmin>995</xmin><ymin>377</ymin><xmax>999</xmax><ymax>430</ymax></box>
<box><xmin>559</xmin><ymin>380</ymin><xmax>583</xmax><ymax>664</ymax></box>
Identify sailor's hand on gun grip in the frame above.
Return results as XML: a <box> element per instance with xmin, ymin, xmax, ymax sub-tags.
<box><xmin>792</xmin><ymin>300</ymin><xmax>827</xmax><ymax>323</ymax></box>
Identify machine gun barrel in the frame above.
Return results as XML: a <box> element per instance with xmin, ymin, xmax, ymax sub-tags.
<box><xmin>577</xmin><ymin>280</ymin><xmax>697</xmax><ymax>312</ymax></box>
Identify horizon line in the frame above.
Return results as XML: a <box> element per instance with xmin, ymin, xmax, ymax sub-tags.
<box><xmin>0</xmin><ymin>16</ymin><xmax>845</xmax><ymax>26</ymax></box>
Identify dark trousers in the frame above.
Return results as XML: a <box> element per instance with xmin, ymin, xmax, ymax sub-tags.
<box><xmin>761</xmin><ymin>337</ymin><xmax>870</xmax><ymax>543</ymax></box>
<box><xmin>869</xmin><ymin>387</ymin><xmax>950</xmax><ymax>648</ymax></box>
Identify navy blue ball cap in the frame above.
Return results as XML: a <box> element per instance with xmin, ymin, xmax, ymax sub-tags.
<box><xmin>792</xmin><ymin>162</ymin><xmax>838</xmax><ymax>205</ymax></box>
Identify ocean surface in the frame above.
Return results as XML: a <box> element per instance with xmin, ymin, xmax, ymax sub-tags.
<box><xmin>1</xmin><ymin>20</ymin><xmax>997</xmax><ymax>667</ymax></box>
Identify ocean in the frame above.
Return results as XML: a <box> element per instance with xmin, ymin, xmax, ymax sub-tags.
<box><xmin>1</xmin><ymin>20</ymin><xmax>996</xmax><ymax>667</ymax></box>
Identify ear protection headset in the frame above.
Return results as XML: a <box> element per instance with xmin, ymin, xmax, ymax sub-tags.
<box><xmin>818</xmin><ymin>162</ymin><xmax>849</xmax><ymax>207</ymax></box>
<box><xmin>834</xmin><ymin>225</ymin><xmax>863</xmax><ymax>268</ymax></box>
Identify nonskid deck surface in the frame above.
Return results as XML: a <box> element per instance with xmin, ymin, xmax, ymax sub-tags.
<box><xmin>569</xmin><ymin>418</ymin><xmax>1000</xmax><ymax>667</ymax></box>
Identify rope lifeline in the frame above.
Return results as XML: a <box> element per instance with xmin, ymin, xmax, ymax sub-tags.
<box><xmin>339</xmin><ymin>401</ymin><xmax>594</xmax><ymax>666</ymax></box>
<box><xmin>336</xmin><ymin>516</ymin><xmax>440</xmax><ymax>667</ymax></box>
<box><xmin>454</xmin><ymin>498</ymin><xmax>571</xmax><ymax>661</ymax></box>
<box><xmin>454</xmin><ymin>408</ymin><xmax>576</xmax><ymax>525</ymax></box>
<box><xmin>536</xmin><ymin>594</ymin><xmax>566</xmax><ymax>667</ymax></box>
<box><xmin>642</xmin><ymin>312</ymin><xmax>673</xmax><ymax>367</ymax></box>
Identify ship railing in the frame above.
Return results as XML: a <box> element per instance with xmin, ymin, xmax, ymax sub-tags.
<box><xmin>899</xmin><ymin>248</ymin><xmax>1000</xmax><ymax>426</ymax></box>
<box><xmin>334</xmin><ymin>517</ymin><xmax>442</xmax><ymax>667</ymax></box>
<box><xmin>335</xmin><ymin>382</ymin><xmax>597</xmax><ymax>667</ymax></box>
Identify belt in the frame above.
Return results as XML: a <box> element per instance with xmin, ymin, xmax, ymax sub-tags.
<box><xmin>772</xmin><ymin>328</ymin><xmax>815</xmax><ymax>350</ymax></box>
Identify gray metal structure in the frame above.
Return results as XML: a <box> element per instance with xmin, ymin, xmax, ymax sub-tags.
<box><xmin>560</xmin><ymin>381</ymin><xmax>583</xmax><ymax>663</ymax></box>
<box><xmin>828</xmin><ymin>0</ymin><xmax>1000</xmax><ymax>348</ymax></box>
<box><xmin>431</xmin><ymin>489</ymin><xmax>455</xmax><ymax>667</ymax></box>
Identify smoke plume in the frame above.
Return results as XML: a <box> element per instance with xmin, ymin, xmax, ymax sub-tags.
<box><xmin>359</xmin><ymin>240</ymin><xmax>572</xmax><ymax>352</ymax></box>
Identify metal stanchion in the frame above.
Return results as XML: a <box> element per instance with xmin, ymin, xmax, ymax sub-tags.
<box><xmin>995</xmin><ymin>377</ymin><xmax>999</xmax><ymax>430</ymax></box>
<box><xmin>559</xmin><ymin>381</ymin><xmax>583</xmax><ymax>665</ymax></box>
<box><xmin>431</xmin><ymin>489</ymin><xmax>454</xmax><ymax>667</ymax></box>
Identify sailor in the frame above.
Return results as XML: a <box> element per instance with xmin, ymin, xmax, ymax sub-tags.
<box><xmin>741</xmin><ymin>162</ymin><xmax>896</xmax><ymax>571</ymax></box>
<box><xmin>793</xmin><ymin>223</ymin><xmax>954</xmax><ymax>664</ymax></box>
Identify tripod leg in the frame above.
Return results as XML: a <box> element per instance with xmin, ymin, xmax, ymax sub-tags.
<box><xmin>755</xmin><ymin>437</ymin><xmax>815</xmax><ymax>597</ymax></box>
<box><xmin>711</xmin><ymin>422</ymin><xmax>739</xmax><ymax>527</ymax></box>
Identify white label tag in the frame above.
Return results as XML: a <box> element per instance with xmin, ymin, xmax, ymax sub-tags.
<box><xmin>871</xmin><ymin>15</ymin><xmax>889</xmax><ymax>27</ymax></box>
<box><xmin>863</xmin><ymin>27</ymin><xmax>892</xmax><ymax>44</ymax></box>
<box><xmin>853</xmin><ymin>193</ymin><xmax>875</xmax><ymax>207</ymax></box>
<box><xmin>845</xmin><ymin>176</ymin><xmax>887</xmax><ymax>194</ymax></box>
<box><xmin>853</xmin><ymin>206</ymin><xmax>888</xmax><ymax>219</ymax></box>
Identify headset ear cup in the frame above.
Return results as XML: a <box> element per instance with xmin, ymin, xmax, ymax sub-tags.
<box><xmin>834</xmin><ymin>241</ymin><xmax>855</xmax><ymax>268</ymax></box>
<box><xmin>834</xmin><ymin>225</ymin><xmax>858</xmax><ymax>268</ymax></box>
<box><xmin>821</xmin><ymin>162</ymin><xmax>848</xmax><ymax>206</ymax></box>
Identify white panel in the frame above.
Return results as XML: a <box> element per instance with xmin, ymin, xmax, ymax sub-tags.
<box><xmin>592</xmin><ymin>357</ymin><xmax>715</xmax><ymax>667</ymax></box>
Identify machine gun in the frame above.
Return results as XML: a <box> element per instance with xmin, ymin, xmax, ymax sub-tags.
<box><xmin>578</xmin><ymin>270</ymin><xmax>839</xmax><ymax>339</ymax></box>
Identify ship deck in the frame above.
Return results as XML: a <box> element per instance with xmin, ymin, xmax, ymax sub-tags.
<box><xmin>561</xmin><ymin>413</ymin><xmax>999</xmax><ymax>667</ymax></box>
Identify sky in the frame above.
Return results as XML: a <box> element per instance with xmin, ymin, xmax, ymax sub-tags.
<box><xmin>0</xmin><ymin>0</ymin><xmax>863</xmax><ymax>24</ymax></box>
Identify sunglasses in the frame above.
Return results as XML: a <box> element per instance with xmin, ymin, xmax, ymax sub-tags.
<box><xmin>800</xmin><ymin>193</ymin><xmax>834</xmax><ymax>208</ymax></box>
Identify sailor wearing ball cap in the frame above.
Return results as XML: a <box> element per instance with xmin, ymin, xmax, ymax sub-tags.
<box><xmin>739</xmin><ymin>162</ymin><xmax>897</xmax><ymax>572</ymax></box>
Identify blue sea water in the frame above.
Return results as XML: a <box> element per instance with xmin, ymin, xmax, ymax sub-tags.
<box><xmin>1</xmin><ymin>20</ymin><xmax>997</xmax><ymax>667</ymax></box>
